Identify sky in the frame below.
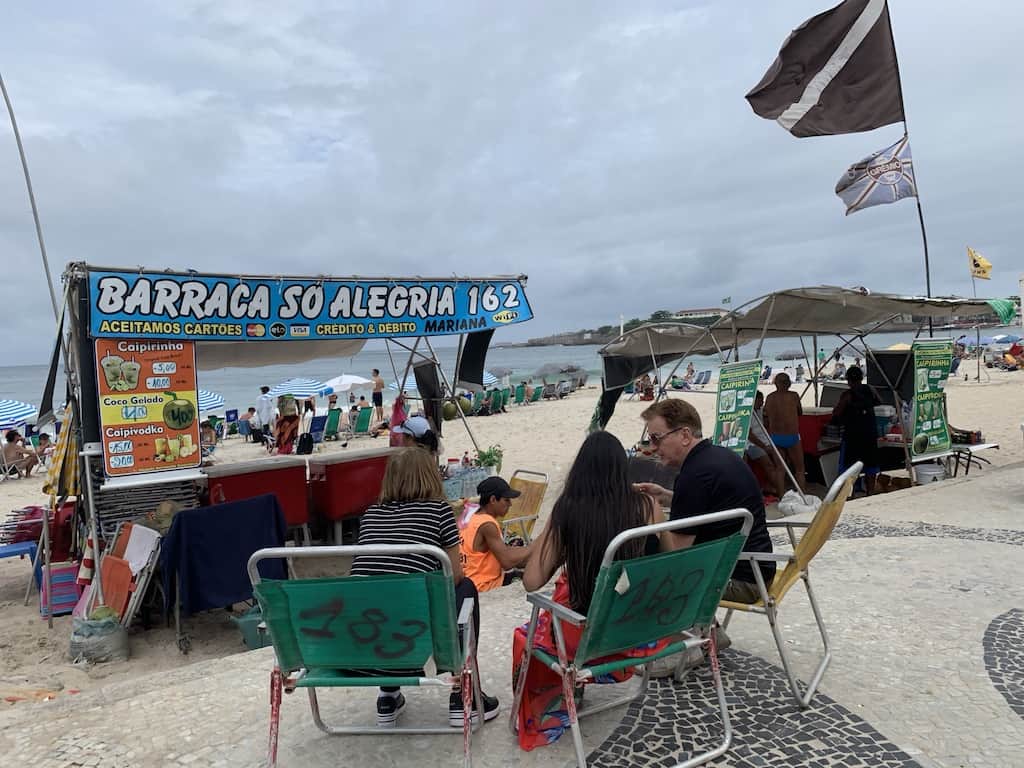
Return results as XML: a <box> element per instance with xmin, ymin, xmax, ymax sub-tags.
<box><xmin>1</xmin><ymin>0</ymin><xmax>1021</xmax><ymax>365</ymax></box>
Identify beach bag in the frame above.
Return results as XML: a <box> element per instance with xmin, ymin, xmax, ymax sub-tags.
<box><xmin>296</xmin><ymin>432</ymin><xmax>314</xmax><ymax>455</ymax></box>
<box><xmin>69</xmin><ymin>615</ymin><xmax>129</xmax><ymax>663</ymax></box>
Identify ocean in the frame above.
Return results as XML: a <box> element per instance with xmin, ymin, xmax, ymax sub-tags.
<box><xmin>1</xmin><ymin>327</ymin><xmax>1014</xmax><ymax>419</ymax></box>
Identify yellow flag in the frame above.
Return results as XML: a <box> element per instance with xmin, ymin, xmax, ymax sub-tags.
<box><xmin>968</xmin><ymin>247</ymin><xmax>992</xmax><ymax>280</ymax></box>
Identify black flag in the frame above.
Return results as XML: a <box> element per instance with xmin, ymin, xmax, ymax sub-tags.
<box><xmin>746</xmin><ymin>0</ymin><xmax>904</xmax><ymax>138</ymax></box>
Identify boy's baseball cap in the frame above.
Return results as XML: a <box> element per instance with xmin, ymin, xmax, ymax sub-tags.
<box><xmin>476</xmin><ymin>476</ymin><xmax>521</xmax><ymax>500</ymax></box>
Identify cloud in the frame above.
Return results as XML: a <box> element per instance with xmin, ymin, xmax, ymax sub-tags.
<box><xmin>0</xmin><ymin>0</ymin><xmax>1021</xmax><ymax>364</ymax></box>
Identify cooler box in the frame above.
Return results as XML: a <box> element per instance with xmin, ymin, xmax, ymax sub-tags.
<box><xmin>203</xmin><ymin>456</ymin><xmax>309</xmax><ymax>527</ymax></box>
<box><xmin>309</xmin><ymin>447</ymin><xmax>395</xmax><ymax>521</ymax></box>
<box><xmin>799</xmin><ymin>408</ymin><xmax>834</xmax><ymax>457</ymax></box>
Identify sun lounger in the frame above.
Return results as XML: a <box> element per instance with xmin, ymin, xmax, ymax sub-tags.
<box><xmin>529</xmin><ymin>387</ymin><xmax>543</xmax><ymax>403</ymax></box>
<box><xmin>511</xmin><ymin>509</ymin><xmax>752</xmax><ymax>767</ymax></box>
<box><xmin>250</xmin><ymin>544</ymin><xmax>483</xmax><ymax>767</ymax></box>
<box><xmin>323</xmin><ymin>408</ymin><xmax>342</xmax><ymax>441</ymax></box>
<box><xmin>351</xmin><ymin>407</ymin><xmax>373</xmax><ymax>437</ymax></box>
<box><xmin>500</xmin><ymin>470</ymin><xmax>548</xmax><ymax>544</ymax></box>
<box><xmin>309</xmin><ymin>414</ymin><xmax>328</xmax><ymax>443</ymax></box>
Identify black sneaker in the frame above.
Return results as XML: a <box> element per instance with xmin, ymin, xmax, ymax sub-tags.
<box><xmin>377</xmin><ymin>692</ymin><xmax>406</xmax><ymax>728</ymax></box>
<box><xmin>448</xmin><ymin>689</ymin><xmax>499</xmax><ymax>727</ymax></box>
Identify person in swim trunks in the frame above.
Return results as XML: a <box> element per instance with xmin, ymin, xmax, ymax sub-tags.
<box><xmin>371</xmin><ymin>368</ymin><xmax>385</xmax><ymax>422</ymax></box>
<box><xmin>763</xmin><ymin>372</ymin><xmax>806</xmax><ymax>492</ymax></box>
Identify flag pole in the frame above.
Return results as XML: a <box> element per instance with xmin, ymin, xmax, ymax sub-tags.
<box><xmin>884</xmin><ymin>3</ymin><xmax>933</xmax><ymax>334</ymax></box>
<box><xmin>1</xmin><ymin>70</ymin><xmax>60</xmax><ymax>322</ymax></box>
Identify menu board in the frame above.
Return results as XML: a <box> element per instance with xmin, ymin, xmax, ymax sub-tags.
<box><xmin>94</xmin><ymin>339</ymin><xmax>201</xmax><ymax>477</ymax></box>
<box><xmin>910</xmin><ymin>339</ymin><xmax>953</xmax><ymax>458</ymax></box>
<box><xmin>712</xmin><ymin>360</ymin><xmax>762</xmax><ymax>456</ymax></box>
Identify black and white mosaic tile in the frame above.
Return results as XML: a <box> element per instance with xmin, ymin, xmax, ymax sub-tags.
<box><xmin>773</xmin><ymin>512</ymin><xmax>1024</xmax><ymax>549</ymax></box>
<box><xmin>984</xmin><ymin>608</ymin><xmax>1024</xmax><ymax>720</ymax></box>
<box><xmin>589</xmin><ymin>649</ymin><xmax>921</xmax><ymax>767</ymax></box>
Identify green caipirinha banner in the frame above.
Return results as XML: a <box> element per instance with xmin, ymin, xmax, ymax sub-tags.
<box><xmin>712</xmin><ymin>360</ymin><xmax>762</xmax><ymax>456</ymax></box>
<box><xmin>910</xmin><ymin>339</ymin><xmax>953</xmax><ymax>457</ymax></box>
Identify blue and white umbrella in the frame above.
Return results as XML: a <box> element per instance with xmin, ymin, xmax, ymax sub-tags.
<box><xmin>268</xmin><ymin>377</ymin><xmax>331</xmax><ymax>398</ymax></box>
<box><xmin>197</xmin><ymin>390</ymin><xmax>225</xmax><ymax>413</ymax></box>
<box><xmin>389</xmin><ymin>375</ymin><xmax>418</xmax><ymax>393</ymax></box>
<box><xmin>0</xmin><ymin>399</ymin><xmax>37</xmax><ymax>429</ymax></box>
<box><xmin>482</xmin><ymin>370</ymin><xmax>498</xmax><ymax>387</ymax></box>
<box><xmin>991</xmin><ymin>334</ymin><xmax>1021</xmax><ymax>344</ymax></box>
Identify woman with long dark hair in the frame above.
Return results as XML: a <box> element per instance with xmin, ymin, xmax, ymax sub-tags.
<box><xmin>513</xmin><ymin>431</ymin><xmax>669</xmax><ymax>750</ymax></box>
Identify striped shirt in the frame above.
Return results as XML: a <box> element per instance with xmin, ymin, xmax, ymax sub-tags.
<box><xmin>352</xmin><ymin>499</ymin><xmax>460</xmax><ymax>576</ymax></box>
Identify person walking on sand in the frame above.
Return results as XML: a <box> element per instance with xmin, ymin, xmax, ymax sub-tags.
<box><xmin>371</xmin><ymin>368</ymin><xmax>385</xmax><ymax>423</ymax></box>
<box><xmin>763</xmin><ymin>372</ymin><xmax>806</xmax><ymax>492</ymax></box>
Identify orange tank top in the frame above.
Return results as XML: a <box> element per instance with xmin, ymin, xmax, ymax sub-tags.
<box><xmin>460</xmin><ymin>514</ymin><xmax>504</xmax><ymax>593</ymax></box>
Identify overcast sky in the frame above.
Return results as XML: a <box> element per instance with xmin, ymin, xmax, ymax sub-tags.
<box><xmin>1</xmin><ymin>0</ymin><xmax>1021</xmax><ymax>365</ymax></box>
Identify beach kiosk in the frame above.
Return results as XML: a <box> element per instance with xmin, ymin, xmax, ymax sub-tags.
<box><xmin>596</xmin><ymin>286</ymin><xmax>1008</xmax><ymax>491</ymax></box>
<box><xmin>36</xmin><ymin>263</ymin><xmax>534</xmax><ymax>634</ymax></box>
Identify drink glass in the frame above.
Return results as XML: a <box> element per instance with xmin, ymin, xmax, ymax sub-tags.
<box><xmin>121</xmin><ymin>359</ymin><xmax>141</xmax><ymax>389</ymax></box>
<box><xmin>155</xmin><ymin>437</ymin><xmax>168</xmax><ymax>458</ymax></box>
<box><xmin>101</xmin><ymin>354</ymin><xmax>124</xmax><ymax>389</ymax></box>
<box><xmin>167</xmin><ymin>437</ymin><xmax>181</xmax><ymax>460</ymax></box>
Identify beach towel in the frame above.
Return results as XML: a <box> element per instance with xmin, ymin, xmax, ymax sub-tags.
<box><xmin>160</xmin><ymin>494</ymin><xmax>286</xmax><ymax>618</ymax></box>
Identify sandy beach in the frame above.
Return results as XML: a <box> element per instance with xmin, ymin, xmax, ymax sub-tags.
<box><xmin>1</xmin><ymin>370</ymin><xmax>1019</xmax><ymax>706</ymax></box>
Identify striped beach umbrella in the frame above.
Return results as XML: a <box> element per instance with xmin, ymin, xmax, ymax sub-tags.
<box><xmin>389</xmin><ymin>375</ymin><xmax>418</xmax><ymax>393</ymax></box>
<box><xmin>268</xmin><ymin>377</ymin><xmax>330</xmax><ymax>398</ymax></box>
<box><xmin>197</xmin><ymin>390</ymin><xmax>225</xmax><ymax>413</ymax></box>
<box><xmin>482</xmin><ymin>370</ymin><xmax>498</xmax><ymax>387</ymax></box>
<box><xmin>0</xmin><ymin>399</ymin><xmax>37</xmax><ymax>430</ymax></box>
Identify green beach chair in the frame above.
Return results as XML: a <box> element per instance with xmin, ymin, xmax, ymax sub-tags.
<box><xmin>352</xmin><ymin>407</ymin><xmax>373</xmax><ymax>436</ymax></box>
<box><xmin>501</xmin><ymin>387</ymin><xmax>511</xmax><ymax>410</ymax></box>
<box><xmin>529</xmin><ymin>386</ymin><xmax>543</xmax><ymax>403</ymax></box>
<box><xmin>471</xmin><ymin>390</ymin><xmax>486</xmax><ymax>415</ymax></box>
<box><xmin>249</xmin><ymin>545</ymin><xmax>484</xmax><ymax>768</ymax></box>
<box><xmin>513</xmin><ymin>384</ymin><xmax>525</xmax><ymax>406</ymax></box>
<box><xmin>510</xmin><ymin>509</ymin><xmax>753</xmax><ymax>768</ymax></box>
<box><xmin>323</xmin><ymin>408</ymin><xmax>342</xmax><ymax>441</ymax></box>
<box><xmin>488</xmin><ymin>390</ymin><xmax>503</xmax><ymax>414</ymax></box>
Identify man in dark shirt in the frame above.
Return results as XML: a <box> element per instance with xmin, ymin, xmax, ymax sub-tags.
<box><xmin>635</xmin><ymin>398</ymin><xmax>775</xmax><ymax>604</ymax></box>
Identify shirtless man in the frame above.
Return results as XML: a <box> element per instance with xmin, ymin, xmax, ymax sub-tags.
<box><xmin>763</xmin><ymin>372</ymin><xmax>805</xmax><ymax>492</ymax></box>
<box><xmin>370</xmin><ymin>368</ymin><xmax>385</xmax><ymax>423</ymax></box>
<box><xmin>3</xmin><ymin>430</ymin><xmax>38</xmax><ymax>478</ymax></box>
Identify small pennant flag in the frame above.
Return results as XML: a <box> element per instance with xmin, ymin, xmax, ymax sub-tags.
<box><xmin>835</xmin><ymin>134</ymin><xmax>916</xmax><ymax>215</ymax></box>
<box><xmin>967</xmin><ymin>247</ymin><xmax>992</xmax><ymax>280</ymax></box>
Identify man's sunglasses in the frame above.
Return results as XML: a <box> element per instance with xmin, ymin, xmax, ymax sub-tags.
<box><xmin>648</xmin><ymin>426</ymin><xmax>686</xmax><ymax>445</ymax></box>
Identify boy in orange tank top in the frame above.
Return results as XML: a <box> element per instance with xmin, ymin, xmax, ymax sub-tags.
<box><xmin>460</xmin><ymin>477</ymin><xmax>534</xmax><ymax>592</ymax></box>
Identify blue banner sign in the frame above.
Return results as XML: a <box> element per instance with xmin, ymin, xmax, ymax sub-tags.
<box><xmin>87</xmin><ymin>270</ymin><xmax>533</xmax><ymax>341</ymax></box>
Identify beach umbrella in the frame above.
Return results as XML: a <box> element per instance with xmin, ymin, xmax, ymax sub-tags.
<box><xmin>268</xmin><ymin>377</ymin><xmax>331</xmax><ymax>398</ymax></box>
<box><xmin>488</xmin><ymin>366</ymin><xmax>514</xmax><ymax>378</ymax></box>
<box><xmin>0</xmin><ymin>399</ymin><xmax>37</xmax><ymax>430</ymax></box>
<box><xmin>197</xmin><ymin>390</ymin><xmax>225</xmax><ymax>413</ymax></box>
<box><xmin>991</xmin><ymin>333</ymin><xmax>1021</xmax><ymax>344</ymax></box>
<box><xmin>323</xmin><ymin>373</ymin><xmax>372</xmax><ymax>392</ymax></box>
<box><xmin>482</xmin><ymin>370</ymin><xmax>498</xmax><ymax>387</ymax></box>
<box><xmin>43</xmin><ymin>410</ymin><xmax>79</xmax><ymax>499</ymax></box>
<box><xmin>389</xmin><ymin>375</ymin><xmax>419</xmax><ymax>393</ymax></box>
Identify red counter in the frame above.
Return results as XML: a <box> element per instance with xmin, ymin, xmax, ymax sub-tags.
<box><xmin>799</xmin><ymin>408</ymin><xmax>834</xmax><ymax>458</ymax></box>
<box><xmin>309</xmin><ymin>447</ymin><xmax>395</xmax><ymax>522</ymax></box>
<box><xmin>203</xmin><ymin>456</ymin><xmax>309</xmax><ymax>527</ymax></box>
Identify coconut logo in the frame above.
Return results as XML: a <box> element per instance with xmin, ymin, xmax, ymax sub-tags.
<box><xmin>492</xmin><ymin>310</ymin><xmax>519</xmax><ymax>324</ymax></box>
<box><xmin>866</xmin><ymin>154</ymin><xmax>906</xmax><ymax>186</ymax></box>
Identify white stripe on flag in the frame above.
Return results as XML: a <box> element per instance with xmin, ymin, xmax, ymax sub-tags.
<box><xmin>777</xmin><ymin>0</ymin><xmax>887</xmax><ymax>132</ymax></box>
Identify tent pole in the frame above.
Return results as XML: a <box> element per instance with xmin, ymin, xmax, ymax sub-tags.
<box><xmin>862</xmin><ymin>346</ymin><xmax>914</xmax><ymax>480</ymax></box>
<box><xmin>81</xmin><ymin>452</ymin><xmax>105</xmax><ymax>607</ymax></box>
<box><xmin>753</xmin><ymin>295</ymin><xmax>776</xmax><ymax>360</ymax></box>
<box><xmin>1</xmin><ymin>71</ymin><xmax>59</xmax><ymax>321</ymax></box>
<box><xmin>812</xmin><ymin>334</ymin><xmax>820</xmax><ymax>407</ymax></box>
<box><xmin>422</xmin><ymin>337</ymin><xmax>481</xmax><ymax>455</ymax></box>
<box><xmin>645</xmin><ymin>330</ymin><xmax>661</xmax><ymax>402</ymax></box>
